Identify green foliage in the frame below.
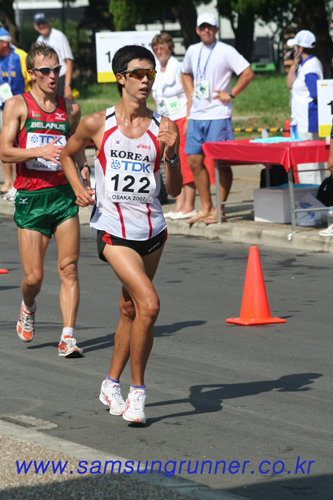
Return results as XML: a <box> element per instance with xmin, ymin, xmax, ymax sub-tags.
<box><xmin>75</xmin><ymin>82</ymin><xmax>155</xmax><ymax>117</ymax></box>
<box><xmin>109</xmin><ymin>0</ymin><xmax>137</xmax><ymax>31</ymax></box>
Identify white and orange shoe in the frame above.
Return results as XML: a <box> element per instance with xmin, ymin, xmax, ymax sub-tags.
<box><xmin>58</xmin><ymin>335</ymin><xmax>83</xmax><ymax>358</ymax></box>
<box><xmin>17</xmin><ymin>301</ymin><xmax>36</xmax><ymax>342</ymax></box>
<box><xmin>122</xmin><ymin>388</ymin><xmax>146</xmax><ymax>424</ymax></box>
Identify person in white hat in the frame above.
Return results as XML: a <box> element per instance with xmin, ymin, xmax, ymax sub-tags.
<box><xmin>34</xmin><ymin>13</ymin><xmax>74</xmax><ymax>99</ymax></box>
<box><xmin>286</xmin><ymin>30</ymin><xmax>325</xmax><ymax>185</ymax></box>
<box><xmin>181</xmin><ymin>12</ymin><xmax>254</xmax><ymax>224</ymax></box>
<box><xmin>0</xmin><ymin>27</ymin><xmax>31</xmax><ymax>197</ymax></box>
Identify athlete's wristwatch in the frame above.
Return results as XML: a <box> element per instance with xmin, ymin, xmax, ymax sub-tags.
<box><xmin>164</xmin><ymin>154</ymin><xmax>179</xmax><ymax>167</ymax></box>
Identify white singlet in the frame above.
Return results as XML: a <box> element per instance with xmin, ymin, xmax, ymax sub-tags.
<box><xmin>90</xmin><ymin>107</ymin><xmax>167</xmax><ymax>241</ymax></box>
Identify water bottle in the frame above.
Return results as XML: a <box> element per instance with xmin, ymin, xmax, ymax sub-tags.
<box><xmin>290</xmin><ymin>116</ymin><xmax>298</xmax><ymax>140</ymax></box>
<box><xmin>328</xmin><ymin>206</ymin><xmax>333</xmax><ymax>227</ymax></box>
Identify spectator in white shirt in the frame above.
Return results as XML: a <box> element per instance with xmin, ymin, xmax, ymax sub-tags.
<box><xmin>34</xmin><ymin>12</ymin><xmax>73</xmax><ymax>99</ymax></box>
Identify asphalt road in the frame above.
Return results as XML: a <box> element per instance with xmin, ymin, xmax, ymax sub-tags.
<box><xmin>0</xmin><ymin>215</ymin><xmax>332</xmax><ymax>500</ymax></box>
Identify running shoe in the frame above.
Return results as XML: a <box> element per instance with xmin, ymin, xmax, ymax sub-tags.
<box><xmin>122</xmin><ymin>389</ymin><xmax>146</xmax><ymax>424</ymax></box>
<box><xmin>319</xmin><ymin>225</ymin><xmax>333</xmax><ymax>237</ymax></box>
<box><xmin>17</xmin><ymin>301</ymin><xmax>36</xmax><ymax>342</ymax></box>
<box><xmin>58</xmin><ymin>335</ymin><xmax>83</xmax><ymax>357</ymax></box>
<box><xmin>99</xmin><ymin>380</ymin><xmax>125</xmax><ymax>415</ymax></box>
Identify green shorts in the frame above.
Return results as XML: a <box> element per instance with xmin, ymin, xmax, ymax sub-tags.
<box><xmin>14</xmin><ymin>184</ymin><xmax>78</xmax><ymax>238</ymax></box>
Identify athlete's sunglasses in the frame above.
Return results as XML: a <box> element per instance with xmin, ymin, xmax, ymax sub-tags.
<box><xmin>121</xmin><ymin>68</ymin><xmax>157</xmax><ymax>80</ymax></box>
<box><xmin>32</xmin><ymin>65</ymin><xmax>62</xmax><ymax>76</ymax></box>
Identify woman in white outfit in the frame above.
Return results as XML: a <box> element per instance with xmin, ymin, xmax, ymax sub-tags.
<box><xmin>152</xmin><ymin>33</ymin><xmax>196</xmax><ymax>220</ymax></box>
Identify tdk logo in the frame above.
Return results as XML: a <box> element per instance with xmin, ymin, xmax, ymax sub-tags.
<box><xmin>110</xmin><ymin>160</ymin><xmax>121</xmax><ymax>169</ymax></box>
<box><xmin>109</xmin><ymin>160</ymin><xmax>151</xmax><ymax>173</ymax></box>
<box><xmin>33</xmin><ymin>134</ymin><xmax>66</xmax><ymax>145</ymax></box>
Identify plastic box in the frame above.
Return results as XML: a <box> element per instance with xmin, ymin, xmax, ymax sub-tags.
<box><xmin>253</xmin><ymin>184</ymin><xmax>319</xmax><ymax>223</ymax></box>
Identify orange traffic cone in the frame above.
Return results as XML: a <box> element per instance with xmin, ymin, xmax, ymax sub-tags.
<box><xmin>226</xmin><ymin>246</ymin><xmax>286</xmax><ymax>326</ymax></box>
<box><xmin>0</xmin><ymin>269</ymin><xmax>8</xmax><ymax>274</ymax></box>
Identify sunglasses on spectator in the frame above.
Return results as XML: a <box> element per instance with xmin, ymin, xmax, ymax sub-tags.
<box><xmin>153</xmin><ymin>46</ymin><xmax>168</xmax><ymax>54</ymax></box>
<box><xmin>32</xmin><ymin>65</ymin><xmax>62</xmax><ymax>75</ymax></box>
<box><xmin>121</xmin><ymin>68</ymin><xmax>157</xmax><ymax>80</ymax></box>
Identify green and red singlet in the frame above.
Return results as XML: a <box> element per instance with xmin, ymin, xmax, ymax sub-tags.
<box><xmin>14</xmin><ymin>92</ymin><xmax>71</xmax><ymax>191</ymax></box>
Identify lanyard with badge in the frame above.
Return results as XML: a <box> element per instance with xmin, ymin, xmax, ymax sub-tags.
<box><xmin>0</xmin><ymin>50</ymin><xmax>14</xmax><ymax>106</ymax></box>
<box><xmin>193</xmin><ymin>42</ymin><xmax>216</xmax><ymax>100</ymax></box>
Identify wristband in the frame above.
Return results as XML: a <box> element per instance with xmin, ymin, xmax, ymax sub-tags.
<box><xmin>79</xmin><ymin>164</ymin><xmax>91</xmax><ymax>174</ymax></box>
<box><xmin>64</xmin><ymin>83</ymin><xmax>71</xmax><ymax>87</ymax></box>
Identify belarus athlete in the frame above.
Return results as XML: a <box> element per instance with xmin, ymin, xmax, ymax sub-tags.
<box><xmin>61</xmin><ymin>45</ymin><xmax>182</xmax><ymax>423</ymax></box>
<box><xmin>0</xmin><ymin>42</ymin><xmax>89</xmax><ymax>357</ymax></box>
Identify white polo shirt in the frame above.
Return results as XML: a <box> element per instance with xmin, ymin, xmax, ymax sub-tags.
<box><xmin>182</xmin><ymin>40</ymin><xmax>250</xmax><ymax>120</ymax></box>
<box><xmin>37</xmin><ymin>28</ymin><xmax>73</xmax><ymax>78</ymax></box>
<box><xmin>291</xmin><ymin>55</ymin><xmax>323</xmax><ymax>133</ymax></box>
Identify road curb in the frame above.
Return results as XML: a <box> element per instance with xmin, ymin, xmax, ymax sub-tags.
<box><xmin>2</xmin><ymin>200</ymin><xmax>333</xmax><ymax>254</ymax></box>
<box><xmin>0</xmin><ymin>419</ymin><xmax>247</xmax><ymax>500</ymax></box>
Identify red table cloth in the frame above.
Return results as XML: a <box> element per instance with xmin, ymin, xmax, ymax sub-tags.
<box><xmin>202</xmin><ymin>140</ymin><xmax>329</xmax><ymax>172</ymax></box>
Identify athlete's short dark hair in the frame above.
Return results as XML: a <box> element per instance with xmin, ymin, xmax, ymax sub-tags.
<box><xmin>112</xmin><ymin>45</ymin><xmax>156</xmax><ymax>96</ymax></box>
<box><xmin>27</xmin><ymin>42</ymin><xmax>59</xmax><ymax>70</ymax></box>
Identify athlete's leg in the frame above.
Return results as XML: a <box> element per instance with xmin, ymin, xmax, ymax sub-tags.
<box><xmin>18</xmin><ymin>227</ymin><xmax>49</xmax><ymax>306</ymax></box>
<box><xmin>103</xmin><ymin>245</ymin><xmax>164</xmax><ymax>386</ymax></box>
<box><xmin>54</xmin><ymin>214</ymin><xmax>80</xmax><ymax>328</ymax></box>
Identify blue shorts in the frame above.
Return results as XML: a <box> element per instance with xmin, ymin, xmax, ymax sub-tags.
<box><xmin>185</xmin><ymin>118</ymin><xmax>234</xmax><ymax>155</ymax></box>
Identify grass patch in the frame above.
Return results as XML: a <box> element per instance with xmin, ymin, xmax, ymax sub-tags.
<box><xmin>74</xmin><ymin>82</ymin><xmax>156</xmax><ymax>117</ymax></box>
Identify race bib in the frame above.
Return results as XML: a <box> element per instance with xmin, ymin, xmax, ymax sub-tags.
<box><xmin>25</xmin><ymin>133</ymin><xmax>66</xmax><ymax>171</ymax></box>
<box><xmin>166</xmin><ymin>96</ymin><xmax>180</xmax><ymax>115</ymax></box>
<box><xmin>157</xmin><ymin>100</ymin><xmax>168</xmax><ymax>116</ymax></box>
<box><xmin>0</xmin><ymin>83</ymin><xmax>13</xmax><ymax>102</ymax></box>
<box><xmin>193</xmin><ymin>80</ymin><xmax>209</xmax><ymax>100</ymax></box>
<box><xmin>105</xmin><ymin>156</ymin><xmax>156</xmax><ymax>204</ymax></box>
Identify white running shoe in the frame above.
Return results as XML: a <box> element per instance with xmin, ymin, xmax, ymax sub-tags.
<box><xmin>17</xmin><ymin>301</ymin><xmax>36</xmax><ymax>342</ymax></box>
<box><xmin>319</xmin><ymin>225</ymin><xmax>333</xmax><ymax>237</ymax></box>
<box><xmin>99</xmin><ymin>380</ymin><xmax>125</xmax><ymax>415</ymax></box>
<box><xmin>58</xmin><ymin>336</ymin><xmax>83</xmax><ymax>357</ymax></box>
<box><xmin>122</xmin><ymin>388</ymin><xmax>146</xmax><ymax>424</ymax></box>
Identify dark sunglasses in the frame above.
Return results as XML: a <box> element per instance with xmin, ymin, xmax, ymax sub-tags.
<box><xmin>33</xmin><ymin>65</ymin><xmax>62</xmax><ymax>76</ymax></box>
<box><xmin>121</xmin><ymin>68</ymin><xmax>156</xmax><ymax>80</ymax></box>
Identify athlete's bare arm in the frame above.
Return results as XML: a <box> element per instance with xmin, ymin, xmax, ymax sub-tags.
<box><xmin>157</xmin><ymin>117</ymin><xmax>182</xmax><ymax>198</ymax></box>
<box><xmin>61</xmin><ymin>110</ymin><xmax>105</xmax><ymax>207</ymax></box>
<box><xmin>65</xmin><ymin>98</ymin><xmax>90</xmax><ymax>187</ymax></box>
<box><xmin>0</xmin><ymin>95</ymin><xmax>63</xmax><ymax>165</ymax></box>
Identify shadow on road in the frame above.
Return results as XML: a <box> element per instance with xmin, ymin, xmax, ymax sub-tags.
<box><xmin>145</xmin><ymin>373</ymin><xmax>322</xmax><ymax>425</ymax></box>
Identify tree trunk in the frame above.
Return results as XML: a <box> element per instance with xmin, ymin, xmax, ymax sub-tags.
<box><xmin>171</xmin><ymin>1</ymin><xmax>200</xmax><ymax>49</ymax></box>
<box><xmin>295</xmin><ymin>0</ymin><xmax>333</xmax><ymax>78</ymax></box>
<box><xmin>234</xmin><ymin>13</ymin><xmax>254</xmax><ymax>62</ymax></box>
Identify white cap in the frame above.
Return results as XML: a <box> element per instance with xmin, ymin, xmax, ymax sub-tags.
<box><xmin>287</xmin><ymin>30</ymin><xmax>316</xmax><ymax>49</ymax></box>
<box><xmin>197</xmin><ymin>13</ymin><xmax>217</xmax><ymax>28</ymax></box>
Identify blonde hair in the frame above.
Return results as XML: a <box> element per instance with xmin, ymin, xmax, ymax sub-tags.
<box><xmin>27</xmin><ymin>42</ymin><xmax>59</xmax><ymax>70</ymax></box>
<box><xmin>151</xmin><ymin>33</ymin><xmax>174</xmax><ymax>52</ymax></box>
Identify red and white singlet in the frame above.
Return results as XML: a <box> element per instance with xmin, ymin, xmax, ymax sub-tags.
<box><xmin>90</xmin><ymin>107</ymin><xmax>166</xmax><ymax>241</ymax></box>
<box><xmin>14</xmin><ymin>92</ymin><xmax>70</xmax><ymax>191</ymax></box>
